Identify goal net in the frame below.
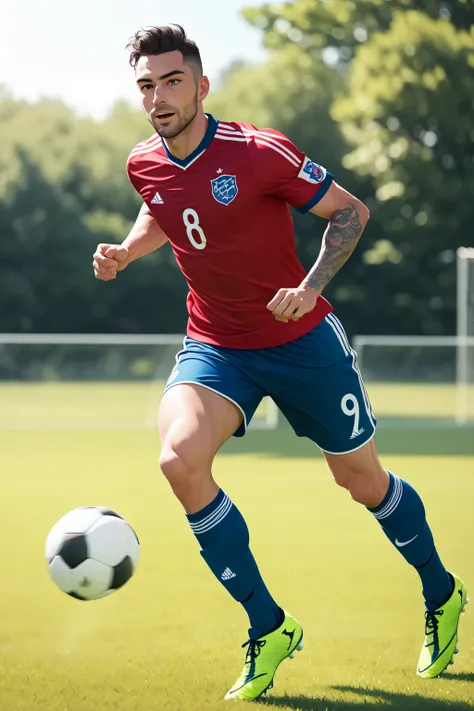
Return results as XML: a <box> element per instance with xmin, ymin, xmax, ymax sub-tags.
<box><xmin>353</xmin><ymin>247</ymin><xmax>474</xmax><ymax>428</ymax></box>
<box><xmin>353</xmin><ymin>335</ymin><xmax>474</xmax><ymax>427</ymax></box>
<box><xmin>0</xmin><ymin>334</ymin><xmax>278</xmax><ymax>430</ymax></box>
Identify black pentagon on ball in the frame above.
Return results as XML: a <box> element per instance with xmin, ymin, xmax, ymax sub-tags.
<box><xmin>97</xmin><ymin>507</ymin><xmax>124</xmax><ymax>520</ymax></box>
<box><xmin>68</xmin><ymin>591</ymin><xmax>87</xmax><ymax>601</ymax></box>
<box><xmin>110</xmin><ymin>555</ymin><xmax>133</xmax><ymax>589</ymax></box>
<box><xmin>58</xmin><ymin>533</ymin><xmax>88</xmax><ymax>568</ymax></box>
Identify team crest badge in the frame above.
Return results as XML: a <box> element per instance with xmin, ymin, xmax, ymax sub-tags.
<box><xmin>211</xmin><ymin>175</ymin><xmax>238</xmax><ymax>205</ymax></box>
<box><xmin>298</xmin><ymin>157</ymin><xmax>327</xmax><ymax>184</ymax></box>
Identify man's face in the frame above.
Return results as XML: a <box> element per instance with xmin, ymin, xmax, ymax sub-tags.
<box><xmin>135</xmin><ymin>50</ymin><xmax>208</xmax><ymax>139</ymax></box>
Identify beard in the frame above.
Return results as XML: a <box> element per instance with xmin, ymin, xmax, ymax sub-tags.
<box><xmin>150</xmin><ymin>92</ymin><xmax>198</xmax><ymax>139</ymax></box>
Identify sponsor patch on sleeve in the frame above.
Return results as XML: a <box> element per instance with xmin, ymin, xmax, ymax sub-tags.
<box><xmin>298</xmin><ymin>156</ymin><xmax>327</xmax><ymax>184</ymax></box>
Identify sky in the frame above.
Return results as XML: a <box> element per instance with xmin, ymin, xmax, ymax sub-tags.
<box><xmin>1</xmin><ymin>0</ymin><xmax>267</xmax><ymax>119</ymax></box>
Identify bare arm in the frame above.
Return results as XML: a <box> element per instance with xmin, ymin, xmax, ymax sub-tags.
<box><xmin>302</xmin><ymin>181</ymin><xmax>370</xmax><ymax>293</ymax></box>
<box><xmin>267</xmin><ymin>182</ymin><xmax>370</xmax><ymax>321</ymax></box>
<box><xmin>121</xmin><ymin>203</ymin><xmax>169</xmax><ymax>263</ymax></box>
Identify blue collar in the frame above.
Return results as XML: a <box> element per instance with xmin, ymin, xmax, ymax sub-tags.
<box><xmin>161</xmin><ymin>114</ymin><xmax>218</xmax><ymax>168</ymax></box>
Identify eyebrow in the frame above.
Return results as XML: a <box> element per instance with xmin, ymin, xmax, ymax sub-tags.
<box><xmin>136</xmin><ymin>69</ymin><xmax>185</xmax><ymax>84</ymax></box>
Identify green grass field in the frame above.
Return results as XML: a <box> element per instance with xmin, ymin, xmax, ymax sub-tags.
<box><xmin>1</xmin><ymin>381</ymin><xmax>474</xmax><ymax>429</ymax></box>
<box><xmin>1</xmin><ymin>383</ymin><xmax>473</xmax><ymax>710</ymax></box>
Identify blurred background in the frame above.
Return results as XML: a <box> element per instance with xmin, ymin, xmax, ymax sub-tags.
<box><xmin>2</xmin><ymin>4</ymin><xmax>474</xmax><ymax>709</ymax></box>
<box><xmin>1</xmin><ymin>0</ymin><xmax>474</xmax><ymax>431</ymax></box>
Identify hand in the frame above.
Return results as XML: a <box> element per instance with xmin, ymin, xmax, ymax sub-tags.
<box><xmin>92</xmin><ymin>244</ymin><xmax>130</xmax><ymax>281</ymax></box>
<box><xmin>267</xmin><ymin>285</ymin><xmax>320</xmax><ymax>322</ymax></box>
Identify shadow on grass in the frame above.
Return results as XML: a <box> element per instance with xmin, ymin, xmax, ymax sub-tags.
<box><xmin>441</xmin><ymin>672</ymin><xmax>474</xmax><ymax>682</ymax></box>
<box><xmin>258</xmin><ymin>683</ymin><xmax>473</xmax><ymax>710</ymax></box>
<box><xmin>219</xmin><ymin>421</ymin><xmax>474</xmax><ymax>458</ymax></box>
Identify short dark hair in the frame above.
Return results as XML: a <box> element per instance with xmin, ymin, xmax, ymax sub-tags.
<box><xmin>127</xmin><ymin>24</ymin><xmax>203</xmax><ymax>76</ymax></box>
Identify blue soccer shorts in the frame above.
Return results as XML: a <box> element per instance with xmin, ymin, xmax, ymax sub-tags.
<box><xmin>163</xmin><ymin>313</ymin><xmax>376</xmax><ymax>455</ymax></box>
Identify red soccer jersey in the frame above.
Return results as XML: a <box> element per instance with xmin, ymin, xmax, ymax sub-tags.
<box><xmin>127</xmin><ymin>114</ymin><xmax>334</xmax><ymax>349</ymax></box>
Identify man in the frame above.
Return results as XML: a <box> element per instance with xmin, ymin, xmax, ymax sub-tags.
<box><xmin>92</xmin><ymin>24</ymin><xmax>467</xmax><ymax>702</ymax></box>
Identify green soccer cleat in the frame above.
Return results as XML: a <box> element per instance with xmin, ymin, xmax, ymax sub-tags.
<box><xmin>417</xmin><ymin>573</ymin><xmax>468</xmax><ymax>679</ymax></box>
<box><xmin>224</xmin><ymin>609</ymin><xmax>303</xmax><ymax>701</ymax></box>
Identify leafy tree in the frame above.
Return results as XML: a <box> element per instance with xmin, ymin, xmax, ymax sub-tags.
<box><xmin>332</xmin><ymin>11</ymin><xmax>474</xmax><ymax>333</ymax></box>
<box><xmin>207</xmin><ymin>45</ymin><xmax>377</xmax><ymax>335</ymax></box>
<box><xmin>243</xmin><ymin>0</ymin><xmax>474</xmax><ymax>63</ymax></box>
<box><xmin>240</xmin><ymin>0</ymin><xmax>474</xmax><ymax>334</ymax></box>
<box><xmin>1</xmin><ymin>1</ymin><xmax>473</xmax><ymax>337</ymax></box>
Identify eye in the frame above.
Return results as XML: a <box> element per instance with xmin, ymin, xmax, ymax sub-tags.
<box><xmin>141</xmin><ymin>83</ymin><xmax>153</xmax><ymax>92</ymax></box>
<box><xmin>168</xmin><ymin>79</ymin><xmax>181</xmax><ymax>86</ymax></box>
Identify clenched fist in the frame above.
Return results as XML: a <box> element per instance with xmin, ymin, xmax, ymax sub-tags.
<box><xmin>92</xmin><ymin>244</ymin><xmax>130</xmax><ymax>281</ymax></box>
<box><xmin>267</xmin><ymin>285</ymin><xmax>320</xmax><ymax>322</ymax></box>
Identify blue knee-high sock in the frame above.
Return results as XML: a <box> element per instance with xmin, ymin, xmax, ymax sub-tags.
<box><xmin>186</xmin><ymin>489</ymin><xmax>281</xmax><ymax>637</ymax></box>
<box><xmin>368</xmin><ymin>472</ymin><xmax>453</xmax><ymax>609</ymax></box>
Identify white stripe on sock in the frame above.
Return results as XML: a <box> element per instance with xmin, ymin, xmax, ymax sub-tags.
<box><xmin>372</xmin><ymin>476</ymin><xmax>403</xmax><ymax>520</ymax></box>
<box><xmin>188</xmin><ymin>494</ymin><xmax>230</xmax><ymax>532</ymax></box>
<box><xmin>189</xmin><ymin>495</ymin><xmax>233</xmax><ymax>534</ymax></box>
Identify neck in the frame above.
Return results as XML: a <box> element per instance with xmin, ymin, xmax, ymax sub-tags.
<box><xmin>164</xmin><ymin>110</ymin><xmax>208</xmax><ymax>160</ymax></box>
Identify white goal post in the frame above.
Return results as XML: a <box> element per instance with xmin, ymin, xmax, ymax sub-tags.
<box><xmin>352</xmin><ymin>246</ymin><xmax>474</xmax><ymax>427</ymax></box>
<box><xmin>457</xmin><ymin>247</ymin><xmax>474</xmax><ymax>425</ymax></box>
<box><xmin>2</xmin><ymin>247</ymin><xmax>473</xmax><ymax>430</ymax></box>
<box><xmin>353</xmin><ymin>335</ymin><xmax>474</xmax><ymax>426</ymax></box>
<box><xmin>0</xmin><ymin>333</ymin><xmax>279</xmax><ymax>430</ymax></box>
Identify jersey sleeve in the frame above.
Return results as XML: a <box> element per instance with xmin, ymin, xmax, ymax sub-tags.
<box><xmin>247</xmin><ymin>127</ymin><xmax>333</xmax><ymax>212</ymax></box>
<box><xmin>126</xmin><ymin>149</ymin><xmax>144</xmax><ymax>194</ymax></box>
<box><xmin>125</xmin><ymin>134</ymin><xmax>160</xmax><ymax>199</ymax></box>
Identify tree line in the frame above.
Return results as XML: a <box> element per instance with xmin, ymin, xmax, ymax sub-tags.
<box><xmin>1</xmin><ymin>0</ymin><xmax>473</xmax><ymax>338</ymax></box>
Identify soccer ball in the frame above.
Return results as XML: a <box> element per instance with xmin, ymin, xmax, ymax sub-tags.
<box><xmin>45</xmin><ymin>506</ymin><xmax>140</xmax><ymax>600</ymax></box>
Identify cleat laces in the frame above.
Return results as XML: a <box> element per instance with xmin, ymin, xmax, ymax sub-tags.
<box><xmin>424</xmin><ymin>609</ymin><xmax>443</xmax><ymax>652</ymax></box>
<box><xmin>239</xmin><ymin>638</ymin><xmax>267</xmax><ymax>682</ymax></box>
<box><xmin>243</xmin><ymin>638</ymin><xmax>266</xmax><ymax>665</ymax></box>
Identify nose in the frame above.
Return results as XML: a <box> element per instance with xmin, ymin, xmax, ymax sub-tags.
<box><xmin>152</xmin><ymin>86</ymin><xmax>167</xmax><ymax>106</ymax></box>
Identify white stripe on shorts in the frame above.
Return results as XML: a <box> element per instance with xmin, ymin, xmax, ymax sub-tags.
<box><xmin>325</xmin><ymin>314</ymin><xmax>376</xmax><ymax>429</ymax></box>
<box><xmin>325</xmin><ymin>314</ymin><xmax>349</xmax><ymax>356</ymax></box>
<box><xmin>328</xmin><ymin>314</ymin><xmax>376</xmax><ymax>422</ymax></box>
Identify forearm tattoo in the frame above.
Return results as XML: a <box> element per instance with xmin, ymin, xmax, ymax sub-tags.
<box><xmin>303</xmin><ymin>202</ymin><xmax>364</xmax><ymax>293</ymax></box>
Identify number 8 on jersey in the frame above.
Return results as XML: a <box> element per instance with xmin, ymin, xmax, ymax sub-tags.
<box><xmin>183</xmin><ymin>208</ymin><xmax>207</xmax><ymax>250</ymax></box>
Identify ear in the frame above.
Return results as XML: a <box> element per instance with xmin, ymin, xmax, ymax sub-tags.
<box><xmin>198</xmin><ymin>75</ymin><xmax>210</xmax><ymax>102</ymax></box>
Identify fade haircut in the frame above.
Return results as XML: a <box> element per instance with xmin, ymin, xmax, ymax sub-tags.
<box><xmin>127</xmin><ymin>24</ymin><xmax>203</xmax><ymax>79</ymax></box>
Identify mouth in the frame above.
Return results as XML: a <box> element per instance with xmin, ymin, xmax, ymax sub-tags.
<box><xmin>154</xmin><ymin>112</ymin><xmax>175</xmax><ymax>121</ymax></box>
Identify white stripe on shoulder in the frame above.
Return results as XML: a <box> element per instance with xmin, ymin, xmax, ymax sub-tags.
<box><xmin>216</xmin><ymin>126</ymin><xmax>244</xmax><ymax>137</ymax></box>
<box><xmin>129</xmin><ymin>136</ymin><xmax>161</xmax><ymax>157</ymax></box>
<box><xmin>128</xmin><ymin>145</ymin><xmax>164</xmax><ymax>162</ymax></box>
<box><xmin>144</xmin><ymin>133</ymin><xmax>161</xmax><ymax>145</ymax></box>
<box><xmin>215</xmin><ymin>134</ymin><xmax>247</xmax><ymax>143</ymax></box>
<box><xmin>129</xmin><ymin>141</ymin><xmax>161</xmax><ymax>157</ymax></box>
<box><xmin>217</xmin><ymin>121</ymin><xmax>238</xmax><ymax>132</ymax></box>
<box><xmin>252</xmin><ymin>137</ymin><xmax>300</xmax><ymax>167</ymax></box>
<box><xmin>241</xmin><ymin>128</ymin><xmax>301</xmax><ymax>163</ymax></box>
<box><xmin>215</xmin><ymin>133</ymin><xmax>300</xmax><ymax>166</ymax></box>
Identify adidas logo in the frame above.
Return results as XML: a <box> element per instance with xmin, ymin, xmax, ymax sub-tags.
<box><xmin>350</xmin><ymin>427</ymin><xmax>365</xmax><ymax>440</ymax></box>
<box><xmin>151</xmin><ymin>191</ymin><xmax>164</xmax><ymax>205</ymax></box>
<box><xmin>221</xmin><ymin>567</ymin><xmax>236</xmax><ymax>581</ymax></box>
